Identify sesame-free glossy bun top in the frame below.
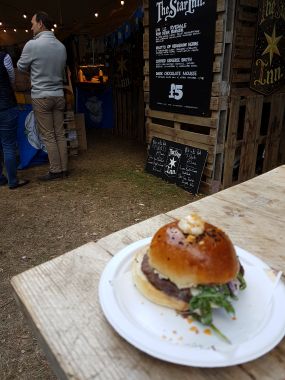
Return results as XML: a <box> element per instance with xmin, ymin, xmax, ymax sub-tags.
<box><xmin>149</xmin><ymin>220</ymin><xmax>239</xmax><ymax>288</ymax></box>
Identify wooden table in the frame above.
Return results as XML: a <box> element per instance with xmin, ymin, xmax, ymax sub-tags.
<box><xmin>11</xmin><ymin>165</ymin><xmax>285</xmax><ymax>380</ymax></box>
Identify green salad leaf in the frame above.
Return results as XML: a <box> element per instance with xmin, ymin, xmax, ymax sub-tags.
<box><xmin>237</xmin><ymin>272</ymin><xmax>247</xmax><ymax>290</ymax></box>
<box><xmin>189</xmin><ymin>285</ymin><xmax>235</xmax><ymax>325</ymax></box>
<box><xmin>188</xmin><ymin>272</ymin><xmax>247</xmax><ymax>344</ymax></box>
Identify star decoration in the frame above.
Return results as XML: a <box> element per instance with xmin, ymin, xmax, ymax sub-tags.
<box><xmin>117</xmin><ymin>55</ymin><xmax>127</xmax><ymax>76</ymax></box>
<box><xmin>262</xmin><ymin>24</ymin><xmax>282</xmax><ymax>65</ymax></box>
<box><xmin>169</xmin><ymin>157</ymin><xmax>176</xmax><ymax>168</ymax></box>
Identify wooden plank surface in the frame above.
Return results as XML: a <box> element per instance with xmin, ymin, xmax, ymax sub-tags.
<box><xmin>12</xmin><ymin>166</ymin><xmax>285</xmax><ymax>380</ymax></box>
<box><xmin>97</xmin><ymin>214</ymin><xmax>173</xmax><ymax>255</ymax></box>
<box><xmin>145</xmin><ymin>108</ymin><xmax>218</xmax><ymax>128</ymax></box>
<box><xmin>147</xmin><ymin>122</ymin><xmax>216</xmax><ymax>147</ymax></box>
<box><xmin>11</xmin><ymin>166</ymin><xmax>285</xmax><ymax>380</ymax></box>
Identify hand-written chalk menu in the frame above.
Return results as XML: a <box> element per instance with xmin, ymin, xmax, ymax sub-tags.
<box><xmin>145</xmin><ymin>137</ymin><xmax>207</xmax><ymax>194</ymax></box>
<box><xmin>149</xmin><ymin>0</ymin><xmax>217</xmax><ymax>116</ymax></box>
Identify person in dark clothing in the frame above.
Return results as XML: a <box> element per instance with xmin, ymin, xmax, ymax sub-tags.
<box><xmin>0</xmin><ymin>50</ymin><xmax>29</xmax><ymax>189</ymax></box>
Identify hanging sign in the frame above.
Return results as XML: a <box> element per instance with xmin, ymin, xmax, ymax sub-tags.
<box><xmin>250</xmin><ymin>0</ymin><xmax>285</xmax><ymax>95</ymax></box>
<box><xmin>149</xmin><ymin>0</ymin><xmax>217</xmax><ymax>116</ymax></box>
<box><xmin>145</xmin><ymin>137</ymin><xmax>208</xmax><ymax>195</ymax></box>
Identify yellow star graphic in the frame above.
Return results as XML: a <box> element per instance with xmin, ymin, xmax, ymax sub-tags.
<box><xmin>117</xmin><ymin>56</ymin><xmax>127</xmax><ymax>76</ymax></box>
<box><xmin>262</xmin><ymin>24</ymin><xmax>282</xmax><ymax>65</ymax></box>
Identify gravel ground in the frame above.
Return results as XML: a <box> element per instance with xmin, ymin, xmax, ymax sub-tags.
<box><xmin>0</xmin><ymin>129</ymin><xmax>201</xmax><ymax>379</ymax></box>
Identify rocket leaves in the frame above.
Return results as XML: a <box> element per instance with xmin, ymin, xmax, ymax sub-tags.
<box><xmin>237</xmin><ymin>272</ymin><xmax>247</xmax><ymax>290</ymax></box>
<box><xmin>188</xmin><ymin>273</ymin><xmax>247</xmax><ymax>344</ymax></box>
<box><xmin>189</xmin><ymin>285</ymin><xmax>235</xmax><ymax>325</ymax></box>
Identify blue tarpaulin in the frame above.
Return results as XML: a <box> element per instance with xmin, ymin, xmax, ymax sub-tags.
<box><xmin>17</xmin><ymin>105</ymin><xmax>48</xmax><ymax>169</ymax></box>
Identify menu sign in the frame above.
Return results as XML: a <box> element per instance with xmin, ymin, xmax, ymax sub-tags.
<box><xmin>250</xmin><ymin>0</ymin><xmax>285</xmax><ymax>95</ymax></box>
<box><xmin>149</xmin><ymin>0</ymin><xmax>217</xmax><ymax>116</ymax></box>
<box><xmin>145</xmin><ymin>137</ymin><xmax>208</xmax><ymax>194</ymax></box>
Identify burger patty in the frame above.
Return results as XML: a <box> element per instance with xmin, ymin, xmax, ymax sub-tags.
<box><xmin>141</xmin><ymin>254</ymin><xmax>192</xmax><ymax>302</ymax></box>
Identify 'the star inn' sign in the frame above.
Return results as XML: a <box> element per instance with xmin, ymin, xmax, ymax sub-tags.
<box><xmin>250</xmin><ymin>0</ymin><xmax>285</xmax><ymax>95</ymax></box>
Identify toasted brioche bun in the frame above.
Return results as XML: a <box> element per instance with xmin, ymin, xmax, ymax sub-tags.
<box><xmin>149</xmin><ymin>220</ymin><xmax>239</xmax><ymax>288</ymax></box>
<box><xmin>132</xmin><ymin>248</ymin><xmax>189</xmax><ymax>311</ymax></box>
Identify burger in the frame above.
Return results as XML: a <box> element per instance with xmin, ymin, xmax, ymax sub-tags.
<box><xmin>132</xmin><ymin>213</ymin><xmax>246</xmax><ymax>335</ymax></box>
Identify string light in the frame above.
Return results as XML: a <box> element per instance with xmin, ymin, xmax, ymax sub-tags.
<box><xmin>0</xmin><ymin>0</ymin><xmax>136</xmax><ymax>39</ymax></box>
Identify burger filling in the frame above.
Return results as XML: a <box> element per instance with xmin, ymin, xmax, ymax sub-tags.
<box><xmin>141</xmin><ymin>253</ymin><xmax>246</xmax><ymax>326</ymax></box>
<box><xmin>141</xmin><ymin>254</ymin><xmax>192</xmax><ymax>302</ymax></box>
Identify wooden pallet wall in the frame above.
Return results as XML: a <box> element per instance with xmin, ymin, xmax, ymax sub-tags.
<box><xmin>143</xmin><ymin>0</ymin><xmax>237</xmax><ymax>194</ymax></box>
<box><xmin>223</xmin><ymin>0</ymin><xmax>285</xmax><ymax>188</ymax></box>
<box><xmin>113</xmin><ymin>84</ymin><xmax>145</xmax><ymax>142</ymax></box>
<box><xmin>112</xmin><ymin>31</ymin><xmax>145</xmax><ymax>143</ymax></box>
<box><xmin>223</xmin><ymin>93</ymin><xmax>285</xmax><ymax>188</ymax></box>
<box><xmin>230</xmin><ymin>0</ymin><xmax>259</xmax><ymax>93</ymax></box>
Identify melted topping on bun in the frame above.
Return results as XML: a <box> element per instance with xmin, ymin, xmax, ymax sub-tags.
<box><xmin>178</xmin><ymin>213</ymin><xmax>205</xmax><ymax>236</ymax></box>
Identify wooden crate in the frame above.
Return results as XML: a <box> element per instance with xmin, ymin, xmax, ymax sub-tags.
<box><xmin>223</xmin><ymin>93</ymin><xmax>285</xmax><ymax>188</ymax></box>
<box><xmin>143</xmin><ymin>0</ymin><xmax>236</xmax><ymax>194</ymax></box>
<box><xmin>75</xmin><ymin>113</ymin><xmax>87</xmax><ymax>151</ymax></box>
<box><xmin>63</xmin><ymin>111</ymin><xmax>87</xmax><ymax>155</ymax></box>
<box><xmin>64</xmin><ymin>111</ymin><xmax>79</xmax><ymax>156</ymax></box>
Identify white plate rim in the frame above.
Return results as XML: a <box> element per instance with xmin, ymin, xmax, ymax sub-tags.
<box><xmin>98</xmin><ymin>238</ymin><xmax>285</xmax><ymax>367</ymax></box>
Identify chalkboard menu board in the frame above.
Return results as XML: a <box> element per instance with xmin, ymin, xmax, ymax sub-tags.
<box><xmin>145</xmin><ymin>137</ymin><xmax>208</xmax><ymax>194</ymax></box>
<box><xmin>149</xmin><ymin>0</ymin><xmax>217</xmax><ymax>116</ymax></box>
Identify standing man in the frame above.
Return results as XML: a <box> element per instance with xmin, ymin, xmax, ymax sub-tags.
<box><xmin>0</xmin><ymin>49</ymin><xmax>29</xmax><ymax>189</ymax></box>
<box><xmin>17</xmin><ymin>11</ymin><xmax>68</xmax><ymax>181</ymax></box>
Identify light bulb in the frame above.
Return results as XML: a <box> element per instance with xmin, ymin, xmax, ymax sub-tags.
<box><xmin>94</xmin><ymin>12</ymin><xmax>99</xmax><ymax>17</ymax></box>
<box><xmin>23</xmin><ymin>13</ymin><xmax>27</xmax><ymax>19</ymax></box>
<box><xmin>4</xmin><ymin>29</ymin><xmax>7</xmax><ymax>32</ymax></box>
<box><xmin>121</xmin><ymin>0</ymin><xmax>125</xmax><ymax>5</ymax></box>
<box><xmin>25</xmin><ymin>29</ymin><xmax>28</xmax><ymax>33</ymax></box>
<box><xmin>53</xmin><ymin>23</ymin><xmax>57</xmax><ymax>28</ymax></box>
<box><xmin>13</xmin><ymin>28</ymin><xmax>17</xmax><ymax>32</ymax></box>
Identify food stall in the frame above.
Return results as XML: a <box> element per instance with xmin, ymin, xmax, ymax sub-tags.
<box><xmin>143</xmin><ymin>0</ymin><xmax>285</xmax><ymax>193</ymax></box>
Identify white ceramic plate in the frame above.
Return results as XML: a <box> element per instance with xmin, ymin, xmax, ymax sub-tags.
<box><xmin>98</xmin><ymin>238</ymin><xmax>285</xmax><ymax>367</ymax></box>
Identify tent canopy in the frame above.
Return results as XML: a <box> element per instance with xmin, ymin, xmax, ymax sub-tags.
<box><xmin>0</xmin><ymin>0</ymin><xmax>139</xmax><ymax>46</ymax></box>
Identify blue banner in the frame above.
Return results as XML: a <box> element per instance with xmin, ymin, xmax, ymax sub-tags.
<box><xmin>75</xmin><ymin>85</ymin><xmax>114</xmax><ymax>129</ymax></box>
<box><xmin>124</xmin><ymin>22</ymin><xmax>131</xmax><ymax>40</ymax></box>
